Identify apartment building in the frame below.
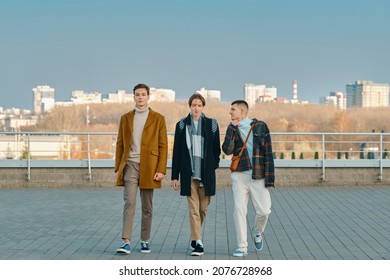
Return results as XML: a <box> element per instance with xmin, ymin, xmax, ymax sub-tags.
<box><xmin>346</xmin><ymin>80</ymin><xmax>389</xmax><ymax>108</ymax></box>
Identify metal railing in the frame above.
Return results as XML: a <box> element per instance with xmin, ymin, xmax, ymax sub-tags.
<box><xmin>1</xmin><ymin>131</ymin><xmax>390</xmax><ymax>181</ymax></box>
<box><xmin>271</xmin><ymin>132</ymin><xmax>390</xmax><ymax>181</ymax></box>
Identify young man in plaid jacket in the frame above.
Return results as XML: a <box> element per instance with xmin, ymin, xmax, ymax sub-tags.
<box><xmin>222</xmin><ymin>100</ymin><xmax>275</xmax><ymax>257</ymax></box>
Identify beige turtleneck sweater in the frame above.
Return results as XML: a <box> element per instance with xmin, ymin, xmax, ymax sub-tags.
<box><xmin>128</xmin><ymin>106</ymin><xmax>149</xmax><ymax>163</ymax></box>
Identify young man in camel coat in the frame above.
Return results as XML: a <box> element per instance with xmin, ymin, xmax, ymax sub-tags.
<box><xmin>115</xmin><ymin>83</ymin><xmax>168</xmax><ymax>254</ymax></box>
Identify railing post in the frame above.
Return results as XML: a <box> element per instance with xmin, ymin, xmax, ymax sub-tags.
<box><xmin>321</xmin><ymin>133</ymin><xmax>326</xmax><ymax>181</ymax></box>
<box><xmin>26</xmin><ymin>133</ymin><xmax>31</xmax><ymax>181</ymax></box>
<box><xmin>379</xmin><ymin>133</ymin><xmax>383</xmax><ymax>181</ymax></box>
<box><xmin>87</xmin><ymin>133</ymin><xmax>92</xmax><ymax>181</ymax></box>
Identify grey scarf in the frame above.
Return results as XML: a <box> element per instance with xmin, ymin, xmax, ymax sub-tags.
<box><xmin>186</xmin><ymin>114</ymin><xmax>204</xmax><ymax>181</ymax></box>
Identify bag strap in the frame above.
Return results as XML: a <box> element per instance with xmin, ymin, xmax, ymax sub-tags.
<box><xmin>237</xmin><ymin>123</ymin><xmax>255</xmax><ymax>157</ymax></box>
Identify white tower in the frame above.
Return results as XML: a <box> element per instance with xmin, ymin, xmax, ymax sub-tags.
<box><xmin>293</xmin><ymin>80</ymin><xmax>298</xmax><ymax>100</ymax></box>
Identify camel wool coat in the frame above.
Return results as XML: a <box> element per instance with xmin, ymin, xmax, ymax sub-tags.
<box><xmin>115</xmin><ymin>108</ymin><xmax>168</xmax><ymax>188</ymax></box>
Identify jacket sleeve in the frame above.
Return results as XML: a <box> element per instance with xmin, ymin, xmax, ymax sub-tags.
<box><xmin>222</xmin><ymin>124</ymin><xmax>236</xmax><ymax>155</ymax></box>
<box><xmin>171</xmin><ymin>122</ymin><xmax>181</xmax><ymax>180</ymax></box>
<box><xmin>212</xmin><ymin>119</ymin><xmax>221</xmax><ymax>168</ymax></box>
<box><xmin>263</xmin><ymin>123</ymin><xmax>275</xmax><ymax>188</ymax></box>
<box><xmin>157</xmin><ymin>116</ymin><xmax>168</xmax><ymax>174</ymax></box>
<box><xmin>114</xmin><ymin>116</ymin><xmax>124</xmax><ymax>172</ymax></box>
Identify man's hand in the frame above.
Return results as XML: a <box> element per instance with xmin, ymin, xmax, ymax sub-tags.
<box><xmin>153</xmin><ymin>172</ymin><xmax>165</xmax><ymax>181</ymax></box>
<box><xmin>231</xmin><ymin>119</ymin><xmax>239</xmax><ymax>126</ymax></box>
<box><xmin>172</xmin><ymin>179</ymin><xmax>180</xmax><ymax>190</ymax></box>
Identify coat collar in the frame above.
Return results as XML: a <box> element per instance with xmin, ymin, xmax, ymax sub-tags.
<box><xmin>125</xmin><ymin>108</ymin><xmax>157</xmax><ymax>131</ymax></box>
<box><xmin>184</xmin><ymin>113</ymin><xmax>205</xmax><ymax>125</ymax></box>
<box><xmin>144</xmin><ymin>109</ymin><xmax>156</xmax><ymax>129</ymax></box>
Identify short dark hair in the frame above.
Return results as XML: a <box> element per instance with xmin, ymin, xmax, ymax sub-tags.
<box><xmin>231</xmin><ymin>100</ymin><xmax>248</xmax><ymax>110</ymax></box>
<box><xmin>133</xmin><ymin>83</ymin><xmax>150</xmax><ymax>95</ymax></box>
<box><xmin>188</xmin><ymin>93</ymin><xmax>206</xmax><ymax>107</ymax></box>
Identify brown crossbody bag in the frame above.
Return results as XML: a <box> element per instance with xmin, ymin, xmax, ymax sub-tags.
<box><xmin>230</xmin><ymin>124</ymin><xmax>254</xmax><ymax>172</ymax></box>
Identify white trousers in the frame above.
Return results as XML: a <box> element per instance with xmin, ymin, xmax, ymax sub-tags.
<box><xmin>231</xmin><ymin>172</ymin><xmax>272</xmax><ymax>248</ymax></box>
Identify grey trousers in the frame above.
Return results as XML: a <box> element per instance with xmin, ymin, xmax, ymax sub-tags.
<box><xmin>122</xmin><ymin>160</ymin><xmax>154</xmax><ymax>242</ymax></box>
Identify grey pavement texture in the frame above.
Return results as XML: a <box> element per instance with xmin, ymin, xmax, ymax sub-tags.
<box><xmin>0</xmin><ymin>186</ymin><xmax>389</xmax><ymax>260</ymax></box>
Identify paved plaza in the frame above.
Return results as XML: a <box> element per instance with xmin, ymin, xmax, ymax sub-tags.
<box><xmin>0</xmin><ymin>185</ymin><xmax>389</xmax><ymax>260</ymax></box>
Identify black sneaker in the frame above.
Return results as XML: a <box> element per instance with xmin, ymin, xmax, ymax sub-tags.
<box><xmin>191</xmin><ymin>244</ymin><xmax>204</xmax><ymax>256</ymax></box>
<box><xmin>140</xmin><ymin>241</ymin><xmax>151</xmax><ymax>253</ymax></box>
<box><xmin>190</xmin><ymin>240</ymin><xmax>196</xmax><ymax>249</ymax></box>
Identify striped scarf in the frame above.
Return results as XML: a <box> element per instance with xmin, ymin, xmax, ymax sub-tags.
<box><xmin>186</xmin><ymin>114</ymin><xmax>204</xmax><ymax>181</ymax></box>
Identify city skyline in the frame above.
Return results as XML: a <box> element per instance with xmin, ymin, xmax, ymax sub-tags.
<box><xmin>1</xmin><ymin>0</ymin><xmax>389</xmax><ymax>109</ymax></box>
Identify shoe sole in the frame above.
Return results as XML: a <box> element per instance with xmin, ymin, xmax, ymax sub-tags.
<box><xmin>232</xmin><ymin>253</ymin><xmax>248</xmax><ymax>257</ymax></box>
<box><xmin>191</xmin><ymin>252</ymin><xmax>204</xmax><ymax>256</ymax></box>
<box><xmin>141</xmin><ymin>250</ymin><xmax>151</xmax><ymax>253</ymax></box>
<box><xmin>116</xmin><ymin>249</ymin><xmax>130</xmax><ymax>254</ymax></box>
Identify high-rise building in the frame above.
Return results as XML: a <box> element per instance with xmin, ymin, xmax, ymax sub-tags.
<box><xmin>320</xmin><ymin>91</ymin><xmax>347</xmax><ymax>110</ymax></box>
<box><xmin>104</xmin><ymin>90</ymin><xmax>133</xmax><ymax>103</ymax></box>
<box><xmin>346</xmin><ymin>80</ymin><xmax>389</xmax><ymax>108</ymax></box>
<box><xmin>103</xmin><ymin>88</ymin><xmax>176</xmax><ymax>103</ymax></box>
<box><xmin>195</xmin><ymin>87</ymin><xmax>221</xmax><ymax>102</ymax></box>
<box><xmin>244</xmin><ymin>83</ymin><xmax>277</xmax><ymax>107</ymax></box>
<box><xmin>149</xmin><ymin>88</ymin><xmax>175</xmax><ymax>102</ymax></box>
<box><xmin>32</xmin><ymin>85</ymin><xmax>55</xmax><ymax>115</ymax></box>
<box><xmin>70</xmin><ymin>90</ymin><xmax>102</xmax><ymax>104</ymax></box>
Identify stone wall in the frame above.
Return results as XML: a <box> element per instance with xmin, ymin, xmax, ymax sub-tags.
<box><xmin>0</xmin><ymin>167</ymin><xmax>388</xmax><ymax>188</ymax></box>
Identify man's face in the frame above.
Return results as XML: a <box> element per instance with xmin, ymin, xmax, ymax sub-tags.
<box><xmin>190</xmin><ymin>98</ymin><xmax>204</xmax><ymax>120</ymax></box>
<box><xmin>229</xmin><ymin>104</ymin><xmax>243</xmax><ymax>122</ymax></box>
<box><xmin>133</xmin><ymin>88</ymin><xmax>150</xmax><ymax>109</ymax></box>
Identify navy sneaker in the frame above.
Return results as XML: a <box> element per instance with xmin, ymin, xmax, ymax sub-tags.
<box><xmin>254</xmin><ymin>231</ymin><xmax>264</xmax><ymax>251</ymax></box>
<box><xmin>190</xmin><ymin>240</ymin><xmax>196</xmax><ymax>249</ymax></box>
<box><xmin>191</xmin><ymin>243</ymin><xmax>204</xmax><ymax>256</ymax></box>
<box><xmin>140</xmin><ymin>241</ymin><xmax>151</xmax><ymax>253</ymax></box>
<box><xmin>116</xmin><ymin>242</ymin><xmax>131</xmax><ymax>254</ymax></box>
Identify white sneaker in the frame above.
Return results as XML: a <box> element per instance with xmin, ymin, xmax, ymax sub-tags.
<box><xmin>254</xmin><ymin>231</ymin><xmax>264</xmax><ymax>251</ymax></box>
<box><xmin>232</xmin><ymin>247</ymin><xmax>248</xmax><ymax>257</ymax></box>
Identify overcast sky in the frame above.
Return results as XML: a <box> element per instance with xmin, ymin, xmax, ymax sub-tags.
<box><xmin>1</xmin><ymin>0</ymin><xmax>389</xmax><ymax>109</ymax></box>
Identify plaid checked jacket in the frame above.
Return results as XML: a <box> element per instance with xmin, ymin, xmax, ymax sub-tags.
<box><xmin>222</xmin><ymin>118</ymin><xmax>275</xmax><ymax>188</ymax></box>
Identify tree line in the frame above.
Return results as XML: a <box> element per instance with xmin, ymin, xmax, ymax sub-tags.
<box><xmin>23</xmin><ymin>101</ymin><xmax>390</xmax><ymax>134</ymax></box>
